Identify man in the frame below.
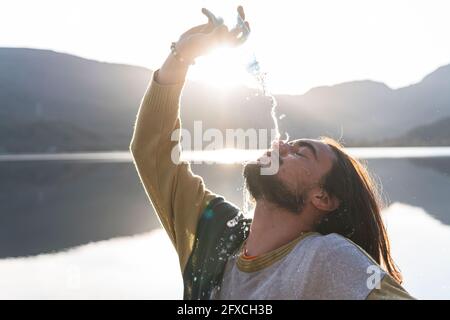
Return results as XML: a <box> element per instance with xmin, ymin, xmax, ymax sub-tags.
<box><xmin>130</xmin><ymin>6</ymin><xmax>413</xmax><ymax>300</ymax></box>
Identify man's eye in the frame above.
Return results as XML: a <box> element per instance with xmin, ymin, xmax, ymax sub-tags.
<box><xmin>296</xmin><ymin>152</ymin><xmax>306</xmax><ymax>158</ymax></box>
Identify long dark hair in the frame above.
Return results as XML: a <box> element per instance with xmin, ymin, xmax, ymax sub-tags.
<box><xmin>317</xmin><ymin>137</ymin><xmax>402</xmax><ymax>283</ymax></box>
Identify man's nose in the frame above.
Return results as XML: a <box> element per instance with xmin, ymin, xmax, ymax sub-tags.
<box><xmin>272</xmin><ymin>140</ymin><xmax>290</xmax><ymax>156</ymax></box>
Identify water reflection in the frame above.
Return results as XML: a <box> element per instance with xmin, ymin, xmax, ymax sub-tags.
<box><xmin>0</xmin><ymin>162</ymin><xmax>158</xmax><ymax>257</ymax></box>
<box><xmin>383</xmin><ymin>203</ymin><xmax>450</xmax><ymax>299</ymax></box>
<box><xmin>0</xmin><ymin>154</ymin><xmax>449</xmax><ymax>299</ymax></box>
<box><xmin>368</xmin><ymin>158</ymin><xmax>450</xmax><ymax>225</ymax></box>
<box><xmin>1</xmin><ymin>157</ymin><xmax>450</xmax><ymax>257</ymax></box>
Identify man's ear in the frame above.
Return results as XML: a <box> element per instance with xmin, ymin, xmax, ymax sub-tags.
<box><xmin>311</xmin><ymin>189</ymin><xmax>340</xmax><ymax>212</ymax></box>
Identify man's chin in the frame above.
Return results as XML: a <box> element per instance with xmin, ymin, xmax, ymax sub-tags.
<box><xmin>243</xmin><ymin>160</ymin><xmax>305</xmax><ymax>214</ymax></box>
<box><xmin>243</xmin><ymin>161</ymin><xmax>264</xmax><ymax>199</ymax></box>
<box><xmin>243</xmin><ymin>161</ymin><xmax>261</xmax><ymax>178</ymax></box>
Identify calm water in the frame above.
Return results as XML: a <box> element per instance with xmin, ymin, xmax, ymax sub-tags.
<box><xmin>0</xmin><ymin>148</ymin><xmax>449</xmax><ymax>299</ymax></box>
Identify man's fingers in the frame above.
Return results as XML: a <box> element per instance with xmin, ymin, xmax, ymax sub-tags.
<box><xmin>237</xmin><ymin>6</ymin><xmax>245</xmax><ymax>21</ymax></box>
<box><xmin>232</xmin><ymin>20</ymin><xmax>250</xmax><ymax>35</ymax></box>
<box><xmin>242</xmin><ymin>21</ymin><xmax>251</xmax><ymax>41</ymax></box>
<box><xmin>228</xmin><ymin>23</ymin><xmax>250</xmax><ymax>47</ymax></box>
<box><xmin>230</xmin><ymin>19</ymin><xmax>243</xmax><ymax>36</ymax></box>
<box><xmin>230</xmin><ymin>20</ymin><xmax>250</xmax><ymax>45</ymax></box>
<box><xmin>201</xmin><ymin>8</ymin><xmax>214</xmax><ymax>24</ymax></box>
<box><xmin>232</xmin><ymin>5</ymin><xmax>250</xmax><ymax>40</ymax></box>
<box><xmin>201</xmin><ymin>8</ymin><xmax>223</xmax><ymax>26</ymax></box>
<box><xmin>229</xmin><ymin>35</ymin><xmax>248</xmax><ymax>47</ymax></box>
<box><xmin>182</xmin><ymin>7</ymin><xmax>223</xmax><ymax>38</ymax></box>
<box><xmin>230</xmin><ymin>27</ymin><xmax>242</xmax><ymax>38</ymax></box>
<box><xmin>235</xmin><ymin>5</ymin><xmax>250</xmax><ymax>38</ymax></box>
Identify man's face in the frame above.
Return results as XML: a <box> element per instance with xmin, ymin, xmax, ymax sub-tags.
<box><xmin>243</xmin><ymin>139</ymin><xmax>336</xmax><ymax>213</ymax></box>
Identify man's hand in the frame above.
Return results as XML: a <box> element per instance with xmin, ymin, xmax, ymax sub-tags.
<box><xmin>157</xmin><ymin>6</ymin><xmax>250</xmax><ymax>85</ymax></box>
<box><xmin>176</xmin><ymin>6</ymin><xmax>250</xmax><ymax>62</ymax></box>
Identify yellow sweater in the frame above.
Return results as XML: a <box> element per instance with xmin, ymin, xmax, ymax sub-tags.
<box><xmin>130</xmin><ymin>71</ymin><xmax>217</xmax><ymax>272</ymax></box>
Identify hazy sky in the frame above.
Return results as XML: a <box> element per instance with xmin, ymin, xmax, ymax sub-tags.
<box><xmin>2</xmin><ymin>0</ymin><xmax>450</xmax><ymax>94</ymax></box>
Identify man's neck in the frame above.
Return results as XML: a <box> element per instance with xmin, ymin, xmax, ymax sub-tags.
<box><xmin>244</xmin><ymin>199</ymin><xmax>316</xmax><ymax>257</ymax></box>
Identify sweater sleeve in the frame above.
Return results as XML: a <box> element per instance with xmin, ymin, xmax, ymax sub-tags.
<box><xmin>130</xmin><ymin>70</ymin><xmax>217</xmax><ymax>272</ymax></box>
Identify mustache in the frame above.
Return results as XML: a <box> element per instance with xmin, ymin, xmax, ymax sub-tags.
<box><xmin>264</xmin><ymin>150</ymin><xmax>283</xmax><ymax>166</ymax></box>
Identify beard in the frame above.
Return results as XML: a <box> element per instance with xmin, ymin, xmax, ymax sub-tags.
<box><xmin>243</xmin><ymin>160</ymin><xmax>306</xmax><ymax>214</ymax></box>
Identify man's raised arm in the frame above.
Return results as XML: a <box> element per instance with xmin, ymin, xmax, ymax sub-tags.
<box><xmin>130</xmin><ymin>61</ymin><xmax>217</xmax><ymax>272</ymax></box>
<box><xmin>130</xmin><ymin>7</ymin><xmax>250</xmax><ymax>272</ymax></box>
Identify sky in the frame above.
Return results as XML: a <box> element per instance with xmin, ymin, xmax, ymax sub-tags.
<box><xmin>1</xmin><ymin>0</ymin><xmax>450</xmax><ymax>94</ymax></box>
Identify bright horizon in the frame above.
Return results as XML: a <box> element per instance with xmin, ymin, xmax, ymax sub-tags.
<box><xmin>2</xmin><ymin>0</ymin><xmax>450</xmax><ymax>94</ymax></box>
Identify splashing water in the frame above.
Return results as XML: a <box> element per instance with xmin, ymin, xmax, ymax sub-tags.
<box><xmin>232</xmin><ymin>10</ymin><xmax>288</xmax><ymax>143</ymax></box>
<box><xmin>206</xmin><ymin>7</ymin><xmax>288</xmax><ymax>144</ymax></box>
<box><xmin>207</xmin><ymin>7</ymin><xmax>290</xmax><ymax>218</ymax></box>
<box><xmin>226</xmin><ymin>215</ymin><xmax>240</xmax><ymax>228</ymax></box>
<box><xmin>245</xmin><ymin>56</ymin><xmax>284</xmax><ymax>142</ymax></box>
<box><xmin>236</xmin><ymin>13</ymin><xmax>289</xmax><ymax>217</ymax></box>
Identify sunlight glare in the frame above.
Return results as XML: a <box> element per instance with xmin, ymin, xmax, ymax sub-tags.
<box><xmin>182</xmin><ymin>148</ymin><xmax>264</xmax><ymax>164</ymax></box>
<box><xmin>188</xmin><ymin>45</ymin><xmax>256</xmax><ymax>90</ymax></box>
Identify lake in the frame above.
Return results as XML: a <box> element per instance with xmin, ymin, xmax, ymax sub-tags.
<box><xmin>0</xmin><ymin>148</ymin><xmax>449</xmax><ymax>299</ymax></box>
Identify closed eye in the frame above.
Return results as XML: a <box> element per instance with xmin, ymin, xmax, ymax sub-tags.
<box><xmin>295</xmin><ymin>151</ymin><xmax>308</xmax><ymax>158</ymax></box>
<box><xmin>291</xmin><ymin>141</ymin><xmax>318</xmax><ymax>161</ymax></box>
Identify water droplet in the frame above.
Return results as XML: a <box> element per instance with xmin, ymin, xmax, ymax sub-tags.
<box><xmin>245</xmin><ymin>54</ymin><xmax>283</xmax><ymax>142</ymax></box>
<box><xmin>226</xmin><ymin>216</ymin><xmax>239</xmax><ymax>228</ymax></box>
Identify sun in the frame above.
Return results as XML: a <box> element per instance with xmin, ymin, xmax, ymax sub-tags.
<box><xmin>188</xmin><ymin>46</ymin><xmax>256</xmax><ymax>90</ymax></box>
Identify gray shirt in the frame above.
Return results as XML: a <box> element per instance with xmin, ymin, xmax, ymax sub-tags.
<box><xmin>214</xmin><ymin>233</ymin><xmax>386</xmax><ymax>300</ymax></box>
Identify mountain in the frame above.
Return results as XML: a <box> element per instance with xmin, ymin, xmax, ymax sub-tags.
<box><xmin>1</xmin><ymin>47</ymin><xmax>449</xmax><ymax>152</ymax></box>
<box><xmin>276</xmin><ymin>65</ymin><xmax>450</xmax><ymax>143</ymax></box>
<box><xmin>0</xmin><ymin>48</ymin><xmax>150</xmax><ymax>152</ymax></box>
<box><xmin>382</xmin><ymin>116</ymin><xmax>450</xmax><ymax>146</ymax></box>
